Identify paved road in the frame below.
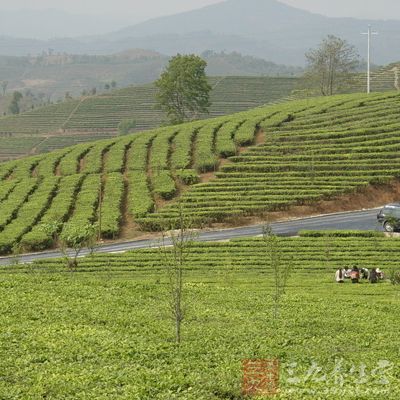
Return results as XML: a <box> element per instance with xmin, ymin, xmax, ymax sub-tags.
<box><xmin>0</xmin><ymin>208</ymin><xmax>382</xmax><ymax>266</ymax></box>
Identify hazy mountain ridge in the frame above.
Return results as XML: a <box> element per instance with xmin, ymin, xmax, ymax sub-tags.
<box><xmin>0</xmin><ymin>0</ymin><xmax>399</xmax><ymax>65</ymax></box>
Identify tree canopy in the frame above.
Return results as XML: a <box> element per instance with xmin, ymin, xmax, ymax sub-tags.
<box><xmin>304</xmin><ymin>35</ymin><xmax>360</xmax><ymax>96</ymax></box>
<box><xmin>8</xmin><ymin>91</ymin><xmax>23</xmax><ymax>115</ymax></box>
<box><xmin>118</xmin><ymin>119</ymin><xmax>137</xmax><ymax>135</ymax></box>
<box><xmin>155</xmin><ymin>54</ymin><xmax>212</xmax><ymax>124</ymax></box>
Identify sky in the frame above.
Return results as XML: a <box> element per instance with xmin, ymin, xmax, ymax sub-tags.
<box><xmin>1</xmin><ymin>0</ymin><xmax>400</xmax><ymax>21</ymax></box>
<box><xmin>0</xmin><ymin>0</ymin><xmax>400</xmax><ymax>21</ymax></box>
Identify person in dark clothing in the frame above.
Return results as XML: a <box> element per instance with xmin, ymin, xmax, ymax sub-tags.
<box><xmin>361</xmin><ymin>268</ymin><xmax>369</xmax><ymax>280</ymax></box>
<box><xmin>370</xmin><ymin>268</ymin><xmax>378</xmax><ymax>284</ymax></box>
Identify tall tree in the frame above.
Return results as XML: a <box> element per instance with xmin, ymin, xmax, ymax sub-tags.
<box><xmin>159</xmin><ymin>206</ymin><xmax>196</xmax><ymax>345</ymax></box>
<box><xmin>262</xmin><ymin>225</ymin><xmax>292</xmax><ymax>320</ymax></box>
<box><xmin>304</xmin><ymin>35</ymin><xmax>359</xmax><ymax>96</ymax></box>
<box><xmin>41</xmin><ymin>221</ymin><xmax>98</xmax><ymax>270</ymax></box>
<box><xmin>8</xmin><ymin>91</ymin><xmax>23</xmax><ymax>115</ymax></box>
<box><xmin>155</xmin><ymin>54</ymin><xmax>212</xmax><ymax>124</ymax></box>
<box><xmin>0</xmin><ymin>81</ymin><xmax>8</xmax><ymax>96</ymax></box>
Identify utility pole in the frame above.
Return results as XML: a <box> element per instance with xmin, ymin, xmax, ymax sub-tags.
<box><xmin>361</xmin><ymin>25</ymin><xmax>378</xmax><ymax>94</ymax></box>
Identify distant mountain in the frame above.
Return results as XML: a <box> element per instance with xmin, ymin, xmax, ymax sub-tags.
<box><xmin>111</xmin><ymin>0</ymin><xmax>316</xmax><ymax>40</ymax></box>
<box><xmin>0</xmin><ymin>9</ymin><xmax>132</xmax><ymax>40</ymax></box>
<box><xmin>0</xmin><ymin>0</ymin><xmax>399</xmax><ymax>65</ymax></box>
<box><xmin>104</xmin><ymin>0</ymin><xmax>400</xmax><ymax>65</ymax></box>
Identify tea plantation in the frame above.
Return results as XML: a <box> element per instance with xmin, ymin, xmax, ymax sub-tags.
<box><xmin>0</xmin><ymin>76</ymin><xmax>298</xmax><ymax>161</ymax></box>
<box><xmin>0</xmin><ymin>236</ymin><xmax>399</xmax><ymax>399</ymax></box>
<box><xmin>1</xmin><ymin>91</ymin><xmax>400</xmax><ymax>254</ymax></box>
<box><xmin>148</xmin><ymin>91</ymin><xmax>400</xmax><ymax>228</ymax></box>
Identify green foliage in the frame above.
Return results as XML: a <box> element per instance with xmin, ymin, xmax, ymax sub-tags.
<box><xmin>100</xmin><ymin>173</ymin><xmax>124</xmax><ymax>238</ymax></box>
<box><xmin>299</xmin><ymin>230</ymin><xmax>385</xmax><ymax>238</ymax></box>
<box><xmin>104</xmin><ymin>137</ymin><xmax>133</xmax><ymax>173</ymax></box>
<box><xmin>234</xmin><ymin>119</ymin><xmax>259</xmax><ymax>146</ymax></box>
<box><xmin>152</xmin><ymin>170</ymin><xmax>176</xmax><ymax>200</ymax></box>
<box><xmin>0</xmin><ymin>177</ymin><xmax>58</xmax><ymax>254</ymax></box>
<box><xmin>194</xmin><ymin>123</ymin><xmax>221</xmax><ymax>173</ymax></box>
<box><xmin>127</xmin><ymin>171</ymin><xmax>154</xmax><ymax>218</ymax></box>
<box><xmin>0</xmin><ymin>179</ymin><xmax>38</xmax><ymax>231</ymax></box>
<box><xmin>1</xmin><ymin>237</ymin><xmax>400</xmax><ymax>398</ymax></box>
<box><xmin>146</xmin><ymin>92</ymin><xmax>400</xmax><ymax>228</ymax></box>
<box><xmin>61</xmin><ymin>174</ymin><xmax>101</xmax><ymax>236</ymax></box>
<box><xmin>263</xmin><ymin>225</ymin><xmax>292</xmax><ymax>319</ymax></box>
<box><xmin>35</xmin><ymin>149</ymin><xmax>70</xmax><ymax>177</ymax></box>
<box><xmin>118</xmin><ymin>119</ymin><xmax>136</xmax><ymax>135</ymax></box>
<box><xmin>170</xmin><ymin>123</ymin><xmax>200</xmax><ymax>170</ymax></box>
<box><xmin>8</xmin><ymin>91</ymin><xmax>23</xmax><ymax>115</ymax></box>
<box><xmin>389</xmin><ymin>269</ymin><xmax>400</xmax><ymax>285</ymax></box>
<box><xmin>59</xmin><ymin>222</ymin><xmax>98</xmax><ymax>269</ymax></box>
<box><xmin>60</xmin><ymin>223</ymin><xmax>97</xmax><ymax>249</ymax></box>
<box><xmin>0</xmin><ymin>76</ymin><xmax>298</xmax><ymax>161</ymax></box>
<box><xmin>20</xmin><ymin>175</ymin><xmax>83</xmax><ymax>251</ymax></box>
<box><xmin>176</xmin><ymin>169</ymin><xmax>200</xmax><ymax>185</ymax></box>
<box><xmin>0</xmin><ymin>180</ymin><xmax>18</xmax><ymax>203</ymax></box>
<box><xmin>3</xmin><ymin>91</ymin><xmax>400</xmax><ymax>250</ymax></box>
<box><xmin>215</xmin><ymin>119</ymin><xmax>240</xmax><ymax>157</ymax></box>
<box><xmin>148</xmin><ymin>130</ymin><xmax>178</xmax><ymax>199</ymax></box>
<box><xmin>81</xmin><ymin>140</ymin><xmax>116</xmax><ymax>174</ymax></box>
<box><xmin>58</xmin><ymin>143</ymin><xmax>93</xmax><ymax>176</ymax></box>
<box><xmin>304</xmin><ymin>35</ymin><xmax>360</xmax><ymax>96</ymax></box>
<box><xmin>125</xmin><ymin>132</ymin><xmax>155</xmax><ymax>171</ymax></box>
<box><xmin>155</xmin><ymin>54</ymin><xmax>212</xmax><ymax>124</ymax></box>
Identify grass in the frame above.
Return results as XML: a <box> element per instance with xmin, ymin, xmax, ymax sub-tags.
<box><xmin>0</xmin><ymin>236</ymin><xmax>399</xmax><ymax>399</ymax></box>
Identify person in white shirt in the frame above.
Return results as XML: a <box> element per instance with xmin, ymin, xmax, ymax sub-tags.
<box><xmin>335</xmin><ymin>268</ymin><xmax>345</xmax><ymax>283</ymax></box>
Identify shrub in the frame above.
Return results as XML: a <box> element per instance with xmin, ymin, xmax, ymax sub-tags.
<box><xmin>299</xmin><ymin>230</ymin><xmax>385</xmax><ymax>238</ymax></box>
<box><xmin>389</xmin><ymin>269</ymin><xmax>400</xmax><ymax>285</ymax></box>
<box><xmin>118</xmin><ymin>119</ymin><xmax>137</xmax><ymax>135</ymax></box>
<box><xmin>176</xmin><ymin>169</ymin><xmax>200</xmax><ymax>185</ymax></box>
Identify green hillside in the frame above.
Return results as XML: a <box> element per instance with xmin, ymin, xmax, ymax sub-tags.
<box><xmin>0</xmin><ymin>76</ymin><xmax>299</xmax><ymax>161</ymax></box>
<box><xmin>0</xmin><ymin>91</ymin><xmax>400</xmax><ymax>254</ymax></box>
<box><xmin>1</xmin><ymin>236</ymin><xmax>399</xmax><ymax>398</ymax></box>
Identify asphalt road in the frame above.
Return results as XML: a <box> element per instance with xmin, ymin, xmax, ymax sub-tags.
<box><xmin>0</xmin><ymin>208</ymin><xmax>382</xmax><ymax>266</ymax></box>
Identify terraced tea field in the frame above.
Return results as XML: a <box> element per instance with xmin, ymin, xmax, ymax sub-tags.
<box><xmin>351</xmin><ymin>62</ymin><xmax>400</xmax><ymax>93</ymax></box>
<box><xmin>138</xmin><ymin>91</ymin><xmax>400</xmax><ymax>229</ymax></box>
<box><xmin>1</xmin><ymin>236</ymin><xmax>399</xmax><ymax>399</ymax></box>
<box><xmin>1</xmin><ymin>91</ymin><xmax>400</xmax><ymax>255</ymax></box>
<box><xmin>0</xmin><ymin>76</ymin><xmax>298</xmax><ymax>160</ymax></box>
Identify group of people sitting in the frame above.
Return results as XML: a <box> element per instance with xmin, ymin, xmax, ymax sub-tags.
<box><xmin>335</xmin><ymin>266</ymin><xmax>384</xmax><ymax>284</ymax></box>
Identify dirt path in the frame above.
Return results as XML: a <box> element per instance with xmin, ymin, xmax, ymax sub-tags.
<box><xmin>29</xmin><ymin>137</ymin><xmax>49</xmax><ymax>155</ymax></box>
<box><xmin>119</xmin><ymin>141</ymin><xmax>143</xmax><ymax>240</ymax></box>
<box><xmin>211</xmin><ymin>77</ymin><xmax>227</xmax><ymax>90</ymax></box>
<box><xmin>61</xmin><ymin>97</ymin><xmax>87</xmax><ymax>129</ymax></box>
